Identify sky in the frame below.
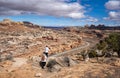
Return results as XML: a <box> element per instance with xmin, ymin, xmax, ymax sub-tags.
<box><xmin>0</xmin><ymin>0</ymin><xmax>120</xmax><ymax>26</ymax></box>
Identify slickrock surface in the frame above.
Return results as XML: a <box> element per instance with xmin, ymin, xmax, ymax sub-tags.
<box><xmin>0</xmin><ymin>19</ymin><xmax>84</xmax><ymax>58</ymax></box>
<box><xmin>1</xmin><ymin>19</ymin><xmax>119</xmax><ymax>78</ymax></box>
<box><xmin>0</xmin><ymin>56</ymin><xmax>120</xmax><ymax>78</ymax></box>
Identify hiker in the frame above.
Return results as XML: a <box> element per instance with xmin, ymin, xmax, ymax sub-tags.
<box><xmin>40</xmin><ymin>52</ymin><xmax>48</xmax><ymax>69</ymax></box>
<box><xmin>44</xmin><ymin>46</ymin><xmax>50</xmax><ymax>57</ymax></box>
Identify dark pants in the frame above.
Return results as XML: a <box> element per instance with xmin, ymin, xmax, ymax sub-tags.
<box><xmin>45</xmin><ymin>52</ymin><xmax>48</xmax><ymax>57</ymax></box>
<box><xmin>40</xmin><ymin>61</ymin><xmax>46</xmax><ymax>69</ymax></box>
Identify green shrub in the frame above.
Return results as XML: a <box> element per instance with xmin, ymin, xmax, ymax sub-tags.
<box><xmin>96</xmin><ymin>33</ymin><xmax>120</xmax><ymax>57</ymax></box>
<box><xmin>105</xmin><ymin>33</ymin><xmax>120</xmax><ymax>57</ymax></box>
<box><xmin>88</xmin><ymin>50</ymin><xmax>97</xmax><ymax>58</ymax></box>
<box><xmin>97</xmin><ymin>40</ymin><xmax>107</xmax><ymax>50</ymax></box>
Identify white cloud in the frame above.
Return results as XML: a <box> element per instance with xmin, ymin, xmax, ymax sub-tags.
<box><xmin>104</xmin><ymin>0</ymin><xmax>120</xmax><ymax>21</ymax></box>
<box><xmin>79</xmin><ymin>16</ymin><xmax>98</xmax><ymax>22</ymax></box>
<box><xmin>105</xmin><ymin>0</ymin><xmax>120</xmax><ymax>10</ymax></box>
<box><xmin>68</xmin><ymin>12</ymin><xmax>85</xmax><ymax>19</ymax></box>
<box><xmin>0</xmin><ymin>0</ymin><xmax>85</xmax><ymax>19</ymax></box>
<box><xmin>86</xmin><ymin>17</ymin><xmax>98</xmax><ymax>22</ymax></box>
<box><xmin>109</xmin><ymin>11</ymin><xmax>120</xmax><ymax>19</ymax></box>
<box><xmin>104</xmin><ymin>11</ymin><xmax>120</xmax><ymax>20</ymax></box>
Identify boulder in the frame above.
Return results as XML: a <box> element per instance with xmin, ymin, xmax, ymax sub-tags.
<box><xmin>35</xmin><ymin>73</ymin><xmax>42</xmax><ymax>77</ymax></box>
<box><xmin>46</xmin><ymin>56</ymin><xmax>78</xmax><ymax>72</ymax></box>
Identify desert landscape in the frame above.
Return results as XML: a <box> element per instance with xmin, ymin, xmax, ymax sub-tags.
<box><xmin>0</xmin><ymin>19</ymin><xmax>120</xmax><ymax>78</ymax></box>
<box><xmin>0</xmin><ymin>0</ymin><xmax>120</xmax><ymax>78</ymax></box>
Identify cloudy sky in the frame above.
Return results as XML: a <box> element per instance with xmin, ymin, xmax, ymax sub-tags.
<box><xmin>0</xmin><ymin>0</ymin><xmax>120</xmax><ymax>26</ymax></box>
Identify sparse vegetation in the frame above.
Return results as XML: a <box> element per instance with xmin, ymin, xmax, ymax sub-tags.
<box><xmin>89</xmin><ymin>33</ymin><xmax>120</xmax><ymax>58</ymax></box>
<box><xmin>88</xmin><ymin>50</ymin><xmax>97</xmax><ymax>58</ymax></box>
<box><xmin>105</xmin><ymin>33</ymin><xmax>120</xmax><ymax>57</ymax></box>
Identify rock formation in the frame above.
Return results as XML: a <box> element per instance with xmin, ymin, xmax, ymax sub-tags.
<box><xmin>0</xmin><ymin>19</ymin><xmax>83</xmax><ymax>59</ymax></box>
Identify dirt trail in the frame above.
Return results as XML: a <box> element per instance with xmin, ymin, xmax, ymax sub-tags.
<box><xmin>51</xmin><ymin>41</ymin><xmax>89</xmax><ymax>57</ymax></box>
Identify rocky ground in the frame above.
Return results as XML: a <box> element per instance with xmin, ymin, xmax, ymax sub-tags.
<box><xmin>0</xmin><ymin>54</ymin><xmax>120</xmax><ymax>78</ymax></box>
<box><xmin>0</xmin><ymin>19</ymin><xmax>120</xmax><ymax>78</ymax></box>
<box><xmin>0</xmin><ymin>19</ymin><xmax>85</xmax><ymax>59</ymax></box>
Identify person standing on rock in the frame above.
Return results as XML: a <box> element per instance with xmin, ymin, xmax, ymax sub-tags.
<box><xmin>44</xmin><ymin>46</ymin><xmax>50</xmax><ymax>57</ymax></box>
<box><xmin>40</xmin><ymin>52</ymin><xmax>48</xmax><ymax>69</ymax></box>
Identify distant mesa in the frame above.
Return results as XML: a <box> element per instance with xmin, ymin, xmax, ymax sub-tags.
<box><xmin>88</xmin><ymin>24</ymin><xmax>120</xmax><ymax>30</ymax></box>
<box><xmin>23</xmin><ymin>21</ymin><xmax>33</xmax><ymax>26</ymax></box>
<box><xmin>23</xmin><ymin>21</ymin><xmax>41</xmax><ymax>28</ymax></box>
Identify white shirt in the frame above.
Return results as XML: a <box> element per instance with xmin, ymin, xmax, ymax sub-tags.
<box><xmin>45</xmin><ymin>47</ymin><xmax>49</xmax><ymax>53</ymax></box>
